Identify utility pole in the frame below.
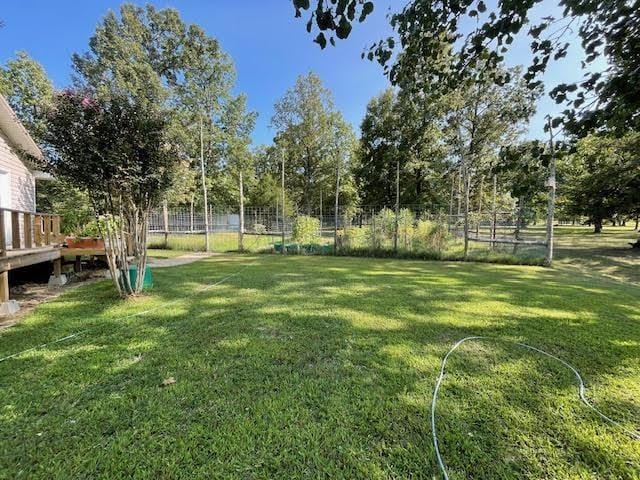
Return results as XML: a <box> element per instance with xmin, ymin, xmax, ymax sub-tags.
<box><xmin>545</xmin><ymin>115</ymin><xmax>557</xmax><ymax>266</ymax></box>
<box><xmin>200</xmin><ymin>116</ymin><xmax>210</xmax><ymax>252</ymax></box>
<box><xmin>281</xmin><ymin>149</ymin><xmax>286</xmax><ymax>254</ymax></box>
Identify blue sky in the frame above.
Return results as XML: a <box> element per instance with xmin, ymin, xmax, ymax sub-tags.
<box><xmin>0</xmin><ymin>1</ymin><xmax>590</xmax><ymax>146</ymax></box>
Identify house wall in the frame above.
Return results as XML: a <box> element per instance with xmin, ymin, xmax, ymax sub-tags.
<box><xmin>0</xmin><ymin>130</ymin><xmax>36</xmax><ymax>212</ymax></box>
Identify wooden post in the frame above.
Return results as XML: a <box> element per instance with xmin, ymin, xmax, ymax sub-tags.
<box><xmin>545</xmin><ymin>116</ymin><xmax>557</xmax><ymax>266</ymax></box>
<box><xmin>0</xmin><ymin>211</ymin><xmax>6</xmax><ymax>257</ymax></box>
<box><xmin>53</xmin><ymin>257</ymin><xmax>62</xmax><ymax>278</ymax></box>
<box><xmin>319</xmin><ymin>189</ymin><xmax>323</xmax><ymax>237</ymax></box>
<box><xmin>334</xmin><ymin>158</ymin><xmax>340</xmax><ymax>254</ymax></box>
<box><xmin>0</xmin><ymin>270</ymin><xmax>8</xmax><ymax>303</ymax></box>
<box><xmin>162</xmin><ymin>200</ymin><xmax>169</xmax><ymax>248</ymax></box>
<box><xmin>394</xmin><ymin>159</ymin><xmax>399</xmax><ymax>254</ymax></box>
<box><xmin>200</xmin><ymin>116</ymin><xmax>210</xmax><ymax>252</ymax></box>
<box><xmin>11</xmin><ymin>212</ymin><xmax>20</xmax><ymax>249</ymax></box>
<box><xmin>238</xmin><ymin>171</ymin><xmax>244</xmax><ymax>252</ymax></box>
<box><xmin>491</xmin><ymin>174</ymin><xmax>497</xmax><ymax>249</ymax></box>
<box><xmin>449</xmin><ymin>172</ymin><xmax>455</xmax><ymax>226</ymax></box>
<box><xmin>44</xmin><ymin>216</ymin><xmax>51</xmax><ymax>245</ymax></box>
<box><xmin>34</xmin><ymin>215</ymin><xmax>42</xmax><ymax>247</ymax></box>
<box><xmin>476</xmin><ymin>175</ymin><xmax>484</xmax><ymax>237</ymax></box>
<box><xmin>24</xmin><ymin>213</ymin><xmax>32</xmax><ymax>249</ymax></box>
<box><xmin>74</xmin><ymin>255</ymin><xmax>82</xmax><ymax>273</ymax></box>
<box><xmin>463</xmin><ymin>162</ymin><xmax>470</xmax><ymax>260</ymax></box>
<box><xmin>281</xmin><ymin>150</ymin><xmax>286</xmax><ymax>254</ymax></box>
<box><xmin>189</xmin><ymin>195</ymin><xmax>195</xmax><ymax>232</ymax></box>
<box><xmin>51</xmin><ymin>215</ymin><xmax>62</xmax><ymax>243</ymax></box>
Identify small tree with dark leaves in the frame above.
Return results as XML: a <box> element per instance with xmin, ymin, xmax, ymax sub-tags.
<box><xmin>43</xmin><ymin>90</ymin><xmax>179</xmax><ymax>297</ymax></box>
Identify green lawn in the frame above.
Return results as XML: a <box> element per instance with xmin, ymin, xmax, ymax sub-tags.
<box><xmin>148</xmin><ymin>232</ymin><xmax>280</xmax><ymax>253</ymax></box>
<box><xmin>1</xmin><ymin>238</ymin><xmax>639</xmax><ymax>478</ymax></box>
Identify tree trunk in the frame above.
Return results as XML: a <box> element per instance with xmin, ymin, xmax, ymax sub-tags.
<box><xmin>594</xmin><ymin>217</ymin><xmax>603</xmax><ymax>233</ymax></box>
<box><xmin>634</xmin><ymin>214</ymin><xmax>639</xmax><ymax>231</ymax></box>
<box><xmin>463</xmin><ymin>163</ymin><xmax>470</xmax><ymax>260</ymax></box>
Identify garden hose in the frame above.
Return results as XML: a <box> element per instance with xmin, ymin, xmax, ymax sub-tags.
<box><xmin>431</xmin><ymin>336</ymin><xmax>640</xmax><ymax>480</ymax></box>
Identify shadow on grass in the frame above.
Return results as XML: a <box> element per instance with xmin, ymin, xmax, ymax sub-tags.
<box><xmin>0</xmin><ymin>254</ymin><xmax>638</xmax><ymax>478</ymax></box>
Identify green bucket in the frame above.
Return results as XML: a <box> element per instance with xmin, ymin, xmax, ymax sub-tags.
<box><xmin>128</xmin><ymin>265</ymin><xmax>153</xmax><ymax>290</ymax></box>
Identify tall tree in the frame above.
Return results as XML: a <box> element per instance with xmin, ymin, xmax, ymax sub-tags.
<box><xmin>272</xmin><ymin>72</ymin><xmax>355</xmax><ymax>214</ymax></box>
<box><xmin>562</xmin><ymin>133</ymin><xmax>640</xmax><ymax>234</ymax></box>
<box><xmin>0</xmin><ymin>51</ymin><xmax>54</xmax><ymax>141</ymax></box>
<box><xmin>294</xmin><ymin>1</ymin><xmax>639</xmax><ymax>135</ymax></box>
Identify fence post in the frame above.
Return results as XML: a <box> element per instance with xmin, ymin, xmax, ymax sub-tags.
<box><xmin>491</xmin><ymin>174</ymin><xmax>497</xmax><ymax>249</ymax></box>
<box><xmin>545</xmin><ymin>116</ymin><xmax>557</xmax><ymax>266</ymax></box>
<box><xmin>162</xmin><ymin>200</ymin><xmax>169</xmax><ymax>248</ymax></box>
<box><xmin>238</xmin><ymin>171</ymin><xmax>244</xmax><ymax>252</ymax></box>
<box><xmin>281</xmin><ymin>150</ymin><xmax>286</xmax><ymax>255</ymax></box>
<box><xmin>334</xmin><ymin>158</ymin><xmax>340</xmax><ymax>255</ymax></box>
<box><xmin>463</xmin><ymin>162</ymin><xmax>470</xmax><ymax>260</ymax></box>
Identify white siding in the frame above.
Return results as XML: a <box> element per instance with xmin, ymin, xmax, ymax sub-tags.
<box><xmin>0</xmin><ymin>130</ymin><xmax>36</xmax><ymax>212</ymax></box>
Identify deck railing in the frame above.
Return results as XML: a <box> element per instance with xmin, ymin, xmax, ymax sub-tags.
<box><xmin>0</xmin><ymin>208</ymin><xmax>62</xmax><ymax>257</ymax></box>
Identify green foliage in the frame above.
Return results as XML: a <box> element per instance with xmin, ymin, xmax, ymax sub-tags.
<box><xmin>36</xmin><ymin>180</ymin><xmax>94</xmax><ymax>235</ymax></box>
<box><xmin>292</xmin><ymin>215</ymin><xmax>321</xmax><ymax>244</ymax></box>
<box><xmin>295</xmin><ymin>1</ymin><xmax>638</xmax><ymax>134</ymax></box>
<box><xmin>413</xmin><ymin>218</ymin><xmax>449</xmax><ymax>252</ymax></box>
<box><xmin>560</xmin><ymin>132</ymin><xmax>640</xmax><ymax>232</ymax></box>
<box><xmin>0</xmin><ymin>51</ymin><xmax>54</xmax><ymax>141</ymax></box>
<box><xmin>272</xmin><ymin>72</ymin><xmax>357</xmax><ymax>214</ymax></box>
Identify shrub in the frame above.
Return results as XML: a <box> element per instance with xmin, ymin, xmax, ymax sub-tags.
<box><xmin>414</xmin><ymin>219</ymin><xmax>450</xmax><ymax>253</ymax></box>
<box><xmin>292</xmin><ymin>215</ymin><xmax>320</xmax><ymax>245</ymax></box>
<box><xmin>253</xmin><ymin>223</ymin><xmax>267</xmax><ymax>234</ymax></box>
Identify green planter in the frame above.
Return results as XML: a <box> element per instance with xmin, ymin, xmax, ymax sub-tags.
<box><xmin>128</xmin><ymin>265</ymin><xmax>153</xmax><ymax>290</ymax></box>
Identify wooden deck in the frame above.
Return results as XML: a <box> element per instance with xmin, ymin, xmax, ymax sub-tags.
<box><xmin>0</xmin><ymin>207</ymin><xmax>107</xmax><ymax>309</ymax></box>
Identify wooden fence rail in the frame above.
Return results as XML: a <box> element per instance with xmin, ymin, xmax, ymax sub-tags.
<box><xmin>0</xmin><ymin>208</ymin><xmax>62</xmax><ymax>257</ymax></box>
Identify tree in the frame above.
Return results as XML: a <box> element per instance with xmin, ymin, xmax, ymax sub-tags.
<box><xmin>0</xmin><ymin>51</ymin><xmax>54</xmax><ymax>141</ymax></box>
<box><xmin>44</xmin><ymin>4</ymin><xmax>237</xmax><ymax>295</ymax></box>
<box><xmin>562</xmin><ymin>133</ymin><xmax>640</xmax><ymax>234</ymax></box>
<box><xmin>0</xmin><ymin>51</ymin><xmax>93</xmax><ymax>231</ymax></box>
<box><xmin>293</xmin><ymin>1</ymin><xmax>639</xmax><ymax>135</ymax></box>
<box><xmin>221</xmin><ymin>95</ymin><xmax>257</xmax><ymax>250</ymax></box>
<box><xmin>43</xmin><ymin>91</ymin><xmax>179</xmax><ymax>296</ymax></box>
<box><xmin>356</xmin><ymin>89</ymin><xmax>399</xmax><ymax>207</ymax></box>
<box><xmin>272</xmin><ymin>72</ymin><xmax>356</xmax><ymax>214</ymax></box>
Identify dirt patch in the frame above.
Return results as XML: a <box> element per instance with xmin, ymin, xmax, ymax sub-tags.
<box><xmin>0</xmin><ymin>270</ymin><xmax>107</xmax><ymax>330</ymax></box>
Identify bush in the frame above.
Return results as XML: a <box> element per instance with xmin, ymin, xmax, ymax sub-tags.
<box><xmin>292</xmin><ymin>216</ymin><xmax>320</xmax><ymax>245</ymax></box>
<box><xmin>253</xmin><ymin>223</ymin><xmax>267</xmax><ymax>234</ymax></box>
<box><xmin>414</xmin><ymin>218</ymin><xmax>450</xmax><ymax>253</ymax></box>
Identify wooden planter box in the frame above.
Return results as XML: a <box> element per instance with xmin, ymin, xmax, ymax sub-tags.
<box><xmin>65</xmin><ymin>237</ymin><xmax>105</xmax><ymax>249</ymax></box>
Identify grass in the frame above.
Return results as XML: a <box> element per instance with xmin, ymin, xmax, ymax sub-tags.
<box><xmin>1</xmin><ymin>231</ymin><xmax>639</xmax><ymax>478</ymax></box>
<box><xmin>147</xmin><ymin>232</ymin><xmax>280</xmax><ymax>253</ymax></box>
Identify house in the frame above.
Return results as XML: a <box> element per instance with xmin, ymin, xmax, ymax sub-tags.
<box><xmin>0</xmin><ymin>93</ymin><xmax>63</xmax><ymax>315</ymax></box>
<box><xmin>0</xmin><ymin>94</ymin><xmax>40</xmax><ymax>214</ymax></box>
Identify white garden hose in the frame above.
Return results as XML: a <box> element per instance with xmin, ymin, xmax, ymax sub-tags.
<box><xmin>0</xmin><ymin>265</ymin><xmax>250</xmax><ymax>364</ymax></box>
<box><xmin>431</xmin><ymin>336</ymin><xmax>640</xmax><ymax>480</ymax></box>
